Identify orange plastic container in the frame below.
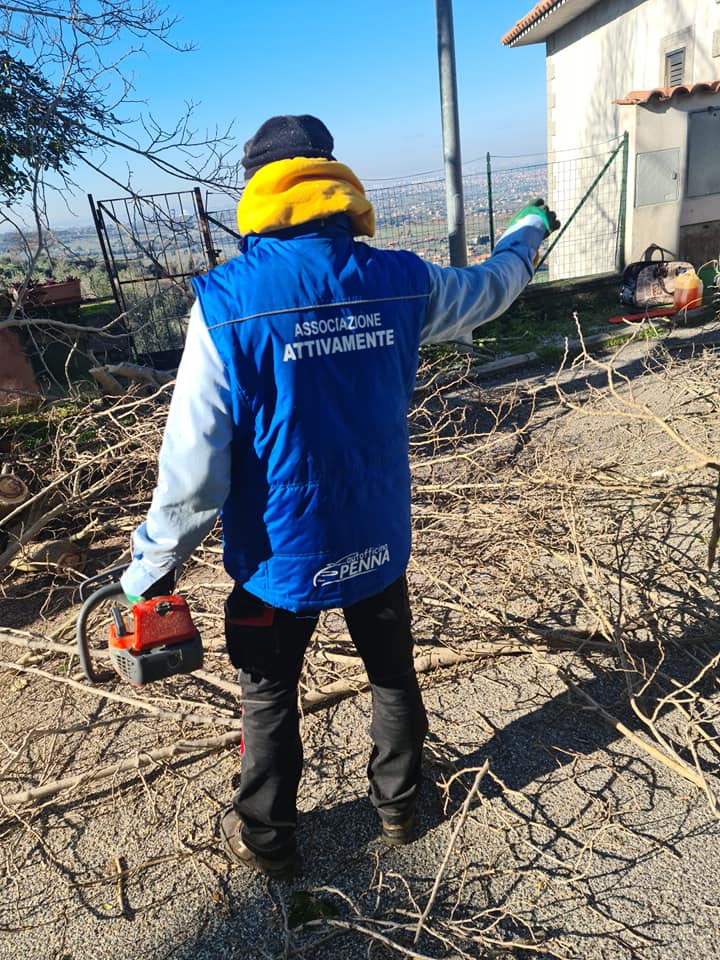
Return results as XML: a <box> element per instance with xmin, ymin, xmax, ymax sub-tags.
<box><xmin>673</xmin><ymin>269</ymin><xmax>703</xmax><ymax>311</ymax></box>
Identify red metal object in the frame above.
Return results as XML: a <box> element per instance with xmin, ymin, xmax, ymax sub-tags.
<box><xmin>109</xmin><ymin>596</ymin><xmax>197</xmax><ymax>652</ymax></box>
<box><xmin>106</xmin><ymin>595</ymin><xmax>203</xmax><ymax>685</ymax></box>
<box><xmin>76</xmin><ymin>584</ymin><xmax>203</xmax><ymax>685</ymax></box>
<box><xmin>607</xmin><ymin>308</ymin><xmax>677</xmax><ymax>325</ymax></box>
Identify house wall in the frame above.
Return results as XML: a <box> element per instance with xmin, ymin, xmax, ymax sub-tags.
<box><xmin>619</xmin><ymin>91</ymin><xmax>720</xmax><ymax>264</ymax></box>
<box><xmin>543</xmin><ymin>0</ymin><xmax>720</xmax><ymax>277</ymax></box>
<box><xmin>548</xmin><ymin>0</ymin><xmax>717</xmax><ymax>150</ymax></box>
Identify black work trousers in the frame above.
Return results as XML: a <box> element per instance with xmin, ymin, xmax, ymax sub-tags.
<box><xmin>224</xmin><ymin>576</ymin><xmax>428</xmax><ymax>860</ymax></box>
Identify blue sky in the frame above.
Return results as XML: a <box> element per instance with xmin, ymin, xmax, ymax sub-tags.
<box><xmin>52</xmin><ymin>0</ymin><xmax>548</xmax><ymax>221</ymax></box>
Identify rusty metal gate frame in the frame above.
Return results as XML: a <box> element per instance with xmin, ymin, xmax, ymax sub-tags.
<box><xmin>88</xmin><ymin>187</ymin><xmax>241</xmax><ymax>360</ymax></box>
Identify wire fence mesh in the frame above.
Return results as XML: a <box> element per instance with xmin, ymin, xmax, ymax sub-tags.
<box><xmin>360</xmin><ymin>136</ymin><xmax>626</xmax><ymax>281</ymax></box>
<box><xmin>540</xmin><ymin>136</ymin><xmax>627</xmax><ymax>281</ymax></box>
<box><xmin>203</xmin><ymin>201</ymin><xmax>243</xmax><ymax>264</ymax></box>
<box><xmin>361</xmin><ymin>158</ymin><xmax>548</xmax><ymax>270</ymax></box>
<box><xmin>93</xmin><ymin>191</ymin><xmax>206</xmax><ymax>357</ymax></box>
<box><xmin>92</xmin><ymin>137</ymin><xmax>627</xmax><ymax>357</ymax></box>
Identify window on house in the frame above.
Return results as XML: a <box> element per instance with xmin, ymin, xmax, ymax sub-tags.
<box><xmin>665</xmin><ymin>48</ymin><xmax>685</xmax><ymax>86</ymax></box>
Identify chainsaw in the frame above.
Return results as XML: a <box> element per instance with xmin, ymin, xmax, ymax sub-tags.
<box><xmin>76</xmin><ymin>568</ymin><xmax>203</xmax><ymax>685</ymax></box>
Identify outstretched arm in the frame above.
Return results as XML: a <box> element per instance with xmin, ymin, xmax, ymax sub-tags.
<box><xmin>421</xmin><ymin>201</ymin><xmax>558</xmax><ymax>345</ymax></box>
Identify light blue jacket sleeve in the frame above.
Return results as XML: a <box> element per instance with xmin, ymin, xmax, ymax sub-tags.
<box><xmin>420</xmin><ymin>213</ymin><xmax>547</xmax><ymax>345</ymax></box>
<box><xmin>120</xmin><ymin>301</ymin><xmax>233</xmax><ymax>598</ymax></box>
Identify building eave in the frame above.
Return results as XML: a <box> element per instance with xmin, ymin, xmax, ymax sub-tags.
<box><xmin>502</xmin><ymin>0</ymin><xmax>601</xmax><ymax>47</ymax></box>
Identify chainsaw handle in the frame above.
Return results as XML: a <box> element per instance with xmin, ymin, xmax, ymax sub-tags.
<box><xmin>76</xmin><ymin>582</ymin><xmax>130</xmax><ymax>683</ymax></box>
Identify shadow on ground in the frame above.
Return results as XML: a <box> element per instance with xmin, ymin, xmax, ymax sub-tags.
<box><xmin>160</xmin><ymin>636</ymin><xmax>720</xmax><ymax>960</ymax></box>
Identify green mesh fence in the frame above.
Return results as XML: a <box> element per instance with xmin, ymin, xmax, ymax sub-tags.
<box><xmin>360</xmin><ymin>136</ymin><xmax>626</xmax><ymax>281</ymax></box>
<box><xmin>94</xmin><ymin>138</ymin><xmax>627</xmax><ymax>357</ymax></box>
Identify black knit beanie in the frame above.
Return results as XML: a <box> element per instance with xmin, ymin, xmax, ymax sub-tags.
<box><xmin>242</xmin><ymin>115</ymin><xmax>335</xmax><ymax>180</ymax></box>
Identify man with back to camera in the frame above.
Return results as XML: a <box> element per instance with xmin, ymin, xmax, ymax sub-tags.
<box><xmin>121</xmin><ymin>115</ymin><xmax>559</xmax><ymax>878</ymax></box>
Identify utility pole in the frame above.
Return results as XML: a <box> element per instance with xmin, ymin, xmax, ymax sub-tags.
<box><xmin>435</xmin><ymin>0</ymin><xmax>467</xmax><ymax>267</ymax></box>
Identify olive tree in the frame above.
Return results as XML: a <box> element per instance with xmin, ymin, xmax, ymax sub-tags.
<box><xmin>1</xmin><ymin>1</ymin><xmax>239</xmax><ymax>204</ymax></box>
<box><xmin>0</xmin><ymin>0</ymin><xmax>240</xmax><ymax>391</ymax></box>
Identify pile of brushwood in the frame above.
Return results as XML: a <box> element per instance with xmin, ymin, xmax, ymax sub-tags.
<box><xmin>1</xmin><ymin>339</ymin><xmax>720</xmax><ymax>958</ymax></box>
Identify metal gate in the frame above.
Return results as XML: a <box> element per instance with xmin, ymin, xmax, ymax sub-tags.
<box><xmin>88</xmin><ymin>188</ymin><xmax>241</xmax><ymax>363</ymax></box>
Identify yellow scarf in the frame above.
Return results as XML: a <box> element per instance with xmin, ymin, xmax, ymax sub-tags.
<box><xmin>237</xmin><ymin>157</ymin><xmax>375</xmax><ymax>238</ymax></box>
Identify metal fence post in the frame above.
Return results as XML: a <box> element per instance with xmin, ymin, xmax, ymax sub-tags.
<box><xmin>88</xmin><ymin>194</ymin><xmax>126</xmax><ymax>316</ymax></box>
<box><xmin>486</xmin><ymin>152</ymin><xmax>495</xmax><ymax>251</ymax></box>
<box><xmin>616</xmin><ymin>131</ymin><xmax>630</xmax><ymax>273</ymax></box>
<box><xmin>194</xmin><ymin>188</ymin><xmax>218</xmax><ymax>270</ymax></box>
<box><xmin>435</xmin><ymin>0</ymin><xmax>467</xmax><ymax>267</ymax></box>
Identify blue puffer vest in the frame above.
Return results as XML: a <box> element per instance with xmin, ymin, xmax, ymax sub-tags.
<box><xmin>191</xmin><ymin>216</ymin><xmax>430</xmax><ymax>613</ymax></box>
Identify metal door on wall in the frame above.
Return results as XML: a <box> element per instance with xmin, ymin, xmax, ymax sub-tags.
<box><xmin>687</xmin><ymin>108</ymin><xmax>720</xmax><ymax>198</ymax></box>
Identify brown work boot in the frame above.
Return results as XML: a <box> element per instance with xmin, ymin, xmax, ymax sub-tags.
<box><xmin>380</xmin><ymin>813</ymin><xmax>416</xmax><ymax>846</ymax></box>
<box><xmin>219</xmin><ymin>807</ymin><xmax>299</xmax><ymax>879</ymax></box>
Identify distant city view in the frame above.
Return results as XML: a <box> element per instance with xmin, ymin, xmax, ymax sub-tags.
<box><xmin>0</xmin><ymin>161</ymin><xmax>549</xmax><ymax>273</ymax></box>
<box><xmin>364</xmin><ymin>162</ymin><xmax>547</xmax><ymax>266</ymax></box>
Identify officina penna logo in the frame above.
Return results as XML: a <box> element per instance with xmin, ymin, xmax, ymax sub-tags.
<box><xmin>313</xmin><ymin>544</ymin><xmax>390</xmax><ymax>587</ymax></box>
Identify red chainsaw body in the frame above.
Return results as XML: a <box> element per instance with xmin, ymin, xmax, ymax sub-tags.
<box><xmin>109</xmin><ymin>595</ymin><xmax>197</xmax><ymax>653</ymax></box>
<box><xmin>108</xmin><ymin>595</ymin><xmax>203</xmax><ymax>685</ymax></box>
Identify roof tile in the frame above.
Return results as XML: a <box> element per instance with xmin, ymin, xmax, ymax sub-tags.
<box><xmin>613</xmin><ymin>81</ymin><xmax>720</xmax><ymax>105</ymax></box>
<box><xmin>502</xmin><ymin>1</ymin><xmax>564</xmax><ymax>46</ymax></box>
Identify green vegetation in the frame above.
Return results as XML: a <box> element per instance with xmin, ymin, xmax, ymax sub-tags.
<box><xmin>1</xmin><ymin>400</ymin><xmax>85</xmax><ymax>450</ymax></box>
<box><xmin>473</xmin><ymin>279</ymin><xmax>621</xmax><ymax>362</ymax></box>
<box><xmin>79</xmin><ymin>299</ymin><xmax>118</xmax><ymax>323</ymax></box>
<box><xmin>604</xmin><ymin>325</ymin><xmax>668</xmax><ymax>349</ymax></box>
<box><xmin>0</xmin><ymin>250</ymin><xmax>112</xmax><ymax>301</ymax></box>
<box><xmin>0</xmin><ymin>53</ymin><xmax>109</xmax><ymax>204</ymax></box>
<box><xmin>1</xmin><ymin>398</ymin><xmax>140</xmax><ymax>455</ymax></box>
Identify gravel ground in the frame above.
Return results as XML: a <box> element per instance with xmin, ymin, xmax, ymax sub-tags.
<box><xmin>2</xmin><ymin>650</ymin><xmax>719</xmax><ymax>960</ymax></box>
<box><xmin>3</xmin><ymin>323</ymin><xmax>720</xmax><ymax>960</ymax></box>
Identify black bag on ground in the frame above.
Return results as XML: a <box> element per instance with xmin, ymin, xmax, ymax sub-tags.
<box><xmin>620</xmin><ymin>244</ymin><xmax>694</xmax><ymax>308</ymax></box>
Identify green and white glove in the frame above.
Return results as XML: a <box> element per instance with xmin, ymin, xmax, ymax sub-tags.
<box><xmin>509</xmin><ymin>197</ymin><xmax>560</xmax><ymax>238</ymax></box>
<box><xmin>123</xmin><ymin>568</ymin><xmax>178</xmax><ymax>606</ymax></box>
